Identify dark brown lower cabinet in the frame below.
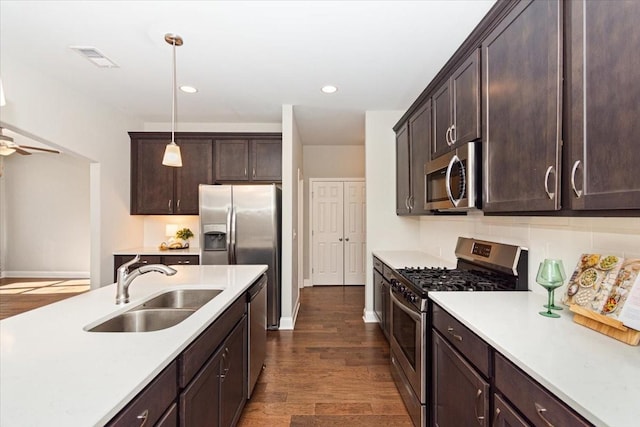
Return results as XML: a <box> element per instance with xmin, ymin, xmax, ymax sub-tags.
<box><xmin>494</xmin><ymin>352</ymin><xmax>591</xmax><ymax>427</ymax></box>
<box><xmin>107</xmin><ymin>286</ymin><xmax>250</xmax><ymax>427</ymax></box>
<box><xmin>106</xmin><ymin>362</ymin><xmax>177</xmax><ymax>427</ymax></box>
<box><xmin>432</xmin><ymin>332</ymin><xmax>489</xmax><ymax>427</ymax></box>
<box><xmin>113</xmin><ymin>254</ymin><xmax>199</xmax><ymax>281</ymax></box>
<box><xmin>492</xmin><ymin>394</ymin><xmax>528</xmax><ymax>427</ymax></box>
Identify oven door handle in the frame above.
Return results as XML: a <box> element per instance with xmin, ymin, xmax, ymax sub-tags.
<box><xmin>390</xmin><ymin>290</ymin><xmax>421</xmax><ymax>322</ymax></box>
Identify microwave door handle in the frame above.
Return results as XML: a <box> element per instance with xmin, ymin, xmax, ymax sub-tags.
<box><xmin>445</xmin><ymin>154</ymin><xmax>461</xmax><ymax>207</ymax></box>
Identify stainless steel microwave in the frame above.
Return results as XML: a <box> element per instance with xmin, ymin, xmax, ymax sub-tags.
<box><xmin>424</xmin><ymin>142</ymin><xmax>479</xmax><ymax>211</ymax></box>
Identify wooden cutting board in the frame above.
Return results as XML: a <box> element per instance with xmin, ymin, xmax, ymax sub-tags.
<box><xmin>562</xmin><ymin>254</ymin><xmax>639</xmax><ymax>319</ymax></box>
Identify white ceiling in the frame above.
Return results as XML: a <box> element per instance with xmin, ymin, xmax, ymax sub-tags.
<box><xmin>0</xmin><ymin>0</ymin><xmax>495</xmax><ymax>147</ymax></box>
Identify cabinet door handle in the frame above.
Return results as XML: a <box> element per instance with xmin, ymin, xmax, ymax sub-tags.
<box><xmin>253</xmin><ymin>167</ymin><xmax>256</xmax><ymax>178</ymax></box>
<box><xmin>445</xmin><ymin>126</ymin><xmax>453</xmax><ymax>146</ymax></box>
<box><xmin>534</xmin><ymin>402</ymin><xmax>555</xmax><ymax>427</ymax></box>
<box><xmin>450</xmin><ymin>124</ymin><xmax>456</xmax><ymax>144</ymax></box>
<box><xmin>474</xmin><ymin>389</ymin><xmax>485</xmax><ymax>425</ymax></box>
<box><xmin>405</xmin><ymin>196</ymin><xmax>410</xmax><ymax>210</ymax></box>
<box><xmin>570</xmin><ymin>160</ymin><xmax>583</xmax><ymax>198</ymax></box>
<box><xmin>136</xmin><ymin>409</ymin><xmax>149</xmax><ymax>426</ymax></box>
<box><xmin>176</xmin><ymin>199</ymin><xmax>181</xmax><ymax>211</ymax></box>
<box><xmin>168</xmin><ymin>199</ymin><xmax>172</xmax><ymax>212</ymax></box>
<box><xmin>544</xmin><ymin>166</ymin><xmax>556</xmax><ymax>200</ymax></box>
<box><xmin>244</xmin><ymin>167</ymin><xmax>247</xmax><ymax>177</ymax></box>
<box><xmin>492</xmin><ymin>408</ymin><xmax>501</xmax><ymax>425</ymax></box>
<box><xmin>447</xmin><ymin>326</ymin><xmax>463</xmax><ymax>341</ymax></box>
<box><xmin>408</xmin><ymin>195</ymin><xmax>414</xmax><ymax>210</ymax></box>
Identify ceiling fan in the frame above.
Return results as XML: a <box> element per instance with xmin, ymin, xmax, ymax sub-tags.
<box><xmin>0</xmin><ymin>128</ymin><xmax>60</xmax><ymax>156</ymax></box>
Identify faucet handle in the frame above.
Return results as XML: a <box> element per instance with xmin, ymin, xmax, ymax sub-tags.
<box><xmin>119</xmin><ymin>254</ymin><xmax>141</xmax><ymax>274</ymax></box>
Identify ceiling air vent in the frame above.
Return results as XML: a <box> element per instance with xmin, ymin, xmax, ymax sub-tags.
<box><xmin>69</xmin><ymin>46</ymin><xmax>119</xmax><ymax>68</ymax></box>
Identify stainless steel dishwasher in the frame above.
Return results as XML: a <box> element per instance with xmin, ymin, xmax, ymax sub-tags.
<box><xmin>247</xmin><ymin>274</ymin><xmax>267</xmax><ymax>398</ymax></box>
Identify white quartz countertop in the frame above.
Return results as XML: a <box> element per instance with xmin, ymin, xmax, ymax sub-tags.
<box><xmin>113</xmin><ymin>246</ymin><xmax>201</xmax><ymax>256</ymax></box>
<box><xmin>373</xmin><ymin>250</ymin><xmax>456</xmax><ymax>269</ymax></box>
<box><xmin>0</xmin><ymin>264</ymin><xmax>267</xmax><ymax>427</ymax></box>
<box><xmin>429</xmin><ymin>291</ymin><xmax>640</xmax><ymax>427</ymax></box>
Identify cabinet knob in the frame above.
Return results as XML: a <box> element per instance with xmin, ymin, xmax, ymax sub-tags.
<box><xmin>339</xmin><ymin>237</ymin><xmax>343</xmax><ymax>242</ymax></box>
<box><xmin>345</xmin><ymin>237</ymin><xmax>350</xmax><ymax>242</ymax></box>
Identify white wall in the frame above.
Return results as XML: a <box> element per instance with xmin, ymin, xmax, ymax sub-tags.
<box><xmin>302</xmin><ymin>144</ymin><xmax>365</xmax><ymax>281</ymax></box>
<box><xmin>418</xmin><ymin>213</ymin><xmax>640</xmax><ymax>296</ymax></box>
<box><xmin>279</xmin><ymin>105</ymin><xmax>303</xmax><ymax>329</ymax></box>
<box><xmin>0</xmin><ymin>56</ymin><xmax>143</xmax><ymax>287</ymax></box>
<box><xmin>364</xmin><ymin>111</ymin><xmax>422</xmax><ymax>320</ymax></box>
<box><xmin>1</xmin><ymin>152</ymin><xmax>90</xmax><ymax>277</ymax></box>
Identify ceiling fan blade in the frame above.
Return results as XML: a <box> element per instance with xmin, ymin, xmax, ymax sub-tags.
<box><xmin>14</xmin><ymin>147</ymin><xmax>32</xmax><ymax>155</ymax></box>
<box><xmin>18</xmin><ymin>145</ymin><xmax>60</xmax><ymax>154</ymax></box>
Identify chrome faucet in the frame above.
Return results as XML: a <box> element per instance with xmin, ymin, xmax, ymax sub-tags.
<box><xmin>116</xmin><ymin>255</ymin><xmax>177</xmax><ymax>304</ymax></box>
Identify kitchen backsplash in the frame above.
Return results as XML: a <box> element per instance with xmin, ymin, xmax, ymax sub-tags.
<box><xmin>143</xmin><ymin>216</ymin><xmax>200</xmax><ymax>248</ymax></box>
<box><xmin>418</xmin><ymin>212</ymin><xmax>640</xmax><ymax>296</ymax></box>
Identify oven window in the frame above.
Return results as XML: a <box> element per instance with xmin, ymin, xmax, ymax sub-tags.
<box><xmin>393</xmin><ymin>303</ymin><xmax>417</xmax><ymax>367</ymax></box>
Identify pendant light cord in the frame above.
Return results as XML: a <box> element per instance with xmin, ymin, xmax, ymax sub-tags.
<box><xmin>171</xmin><ymin>38</ymin><xmax>177</xmax><ymax>144</ymax></box>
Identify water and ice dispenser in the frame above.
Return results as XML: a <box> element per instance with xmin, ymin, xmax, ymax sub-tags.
<box><xmin>202</xmin><ymin>224</ymin><xmax>226</xmax><ymax>251</ymax></box>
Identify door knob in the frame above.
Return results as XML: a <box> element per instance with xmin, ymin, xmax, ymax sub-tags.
<box><xmin>345</xmin><ymin>238</ymin><xmax>350</xmax><ymax>242</ymax></box>
<box><xmin>338</xmin><ymin>238</ymin><xmax>343</xmax><ymax>242</ymax></box>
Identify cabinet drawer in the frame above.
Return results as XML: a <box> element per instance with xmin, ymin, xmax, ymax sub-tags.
<box><xmin>156</xmin><ymin>402</ymin><xmax>178</xmax><ymax>427</ymax></box>
<box><xmin>373</xmin><ymin>256</ymin><xmax>383</xmax><ymax>273</ymax></box>
<box><xmin>107</xmin><ymin>361</ymin><xmax>177</xmax><ymax>427</ymax></box>
<box><xmin>432</xmin><ymin>304</ymin><xmax>489</xmax><ymax>377</ymax></box>
<box><xmin>494</xmin><ymin>352</ymin><xmax>592</xmax><ymax>427</ymax></box>
<box><xmin>163</xmin><ymin>255</ymin><xmax>199</xmax><ymax>266</ymax></box>
<box><xmin>178</xmin><ymin>296</ymin><xmax>246</xmax><ymax>388</ymax></box>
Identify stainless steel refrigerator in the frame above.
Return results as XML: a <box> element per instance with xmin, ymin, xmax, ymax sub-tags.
<box><xmin>199</xmin><ymin>184</ymin><xmax>282</xmax><ymax>329</ymax></box>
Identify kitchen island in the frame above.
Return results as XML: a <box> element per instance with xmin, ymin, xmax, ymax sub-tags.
<box><xmin>430</xmin><ymin>291</ymin><xmax>640</xmax><ymax>427</ymax></box>
<box><xmin>0</xmin><ymin>264</ymin><xmax>267</xmax><ymax>426</ymax></box>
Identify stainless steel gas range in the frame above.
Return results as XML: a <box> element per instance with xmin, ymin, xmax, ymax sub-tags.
<box><xmin>388</xmin><ymin>237</ymin><xmax>528</xmax><ymax>427</ymax></box>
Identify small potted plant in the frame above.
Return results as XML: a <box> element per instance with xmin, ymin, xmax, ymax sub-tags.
<box><xmin>175</xmin><ymin>228</ymin><xmax>194</xmax><ymax>248</ymax></box>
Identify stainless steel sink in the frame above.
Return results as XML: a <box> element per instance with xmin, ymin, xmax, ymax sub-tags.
<box><xmin>87</xmin><ymin>308</ymin><xmax>195</xmax><ymax>332</ymax></box>
<box><xmin>86</xmin><ymin>289</ymin><xmax>223</xmax><ymax>332</ymax></box>
<box><xmin>140</xmin><ymin>289</ymin><xmax>223</xmax><ymax>310</ymax></box>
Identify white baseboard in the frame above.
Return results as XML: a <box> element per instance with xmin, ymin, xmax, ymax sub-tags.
<box><xmin>362</xmin><ymin>309</ymin><xmax>379</xmax><ymax>323</ymax></box>
<box><xmin>278</xmin><ymin>297</ymin><xmax>301</xmax><ymax>330</ymax></box>
<box><xmin>3</xmin><ymin>271</ymin><xmax>90</xmax><ymax>279</ymax></box>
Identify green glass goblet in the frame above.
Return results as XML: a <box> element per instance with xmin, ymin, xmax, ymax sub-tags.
<box><xmin>536</xmin><ymin>259</ymin><xmax>566</xmax><ymax>318</ymax></box>
<box><xmin>543</xmin><ymin>259</ymin><xmax>566</xmax><ymax>311</ymax></box>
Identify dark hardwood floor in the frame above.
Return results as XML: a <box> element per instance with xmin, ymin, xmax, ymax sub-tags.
<box><xmin>238</xmin><ymin>286</ymin><xmax>412</xmax><ymax>426</ymax></box>
<box><xmin>0</xmin><ymin>277</ymin><xmax>89</xmax><ymax>320</ymax></box>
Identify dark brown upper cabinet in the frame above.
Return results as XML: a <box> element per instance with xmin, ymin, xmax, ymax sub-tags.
<box><xmin>482</xmin><ymin>0</ymin><xmax>562</xmax><ymax>212</ymax></box>
<box><xmin>130</xmin><ymin>135</ymin><xmax>213</xmax><ymax>215</ymax></box>
<box><xmin>566</xmin><ymin>0</ymin><xmax>640</xmax><ymax>210</ymax></box>
<box><xmin>215</xmin><ymin>139</ymin><xmax>282</xmax><ymax>183</ymax></box>
<box><xmin>396</xmin><ymin>101</ymin><xmax>433</xmax><ymax>215</ymax></box>
<box><xmin>396</xmin><ymin>123</ymin><xmax>411</xmax><ymax>215</ymax></box>
<box><xmin>432</xmin><ymin>49</ymin><xmax>481</xmax><ymax>160</ymax></box>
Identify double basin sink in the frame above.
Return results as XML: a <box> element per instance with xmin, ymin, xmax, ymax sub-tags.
<box><xmin>87</xmin><ymin>289</ymin><xmax>223</xmax><ymax>333</ymax></box>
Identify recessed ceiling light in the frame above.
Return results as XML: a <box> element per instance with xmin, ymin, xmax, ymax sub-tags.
<box><xmin>321</xmin><ymin>85</ymin><xmax>338</xmax><ymax>94</ymax></box>
<box><xmin>179</xmin><ymin>85</ymin><xmax>198</xmax><ymax>93</ymax></box>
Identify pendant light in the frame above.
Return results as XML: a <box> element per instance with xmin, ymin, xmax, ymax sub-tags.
<box><xmin>162</xmin><ymin>33</ymin><xmax>183</xmax><ymax>167</ymax></box>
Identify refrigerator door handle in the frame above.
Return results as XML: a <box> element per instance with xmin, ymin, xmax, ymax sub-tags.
<box><xmin>226</xmin><ymin>207</ymin><xmax>233</xmax><ymax>264</ymax></box>
<box><xmin>230</xmin><ymin>207</ymin><xmax>237</xmax><ymax>264</ymax></box>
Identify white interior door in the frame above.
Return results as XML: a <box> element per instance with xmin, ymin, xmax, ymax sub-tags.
<box><xmin>343</xmin><ymin>181</ymin><xmax>366</xmax><ymax>285</ymax></box>
<box><xmin>312</xmin><ymin>181</ymin><xmax>344</xmax><ymax>285</ymax></box>
<box><xmin>311</xmin><ymin>180</ymin><xmax>366</xmax><ymax>286</ymax></box>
